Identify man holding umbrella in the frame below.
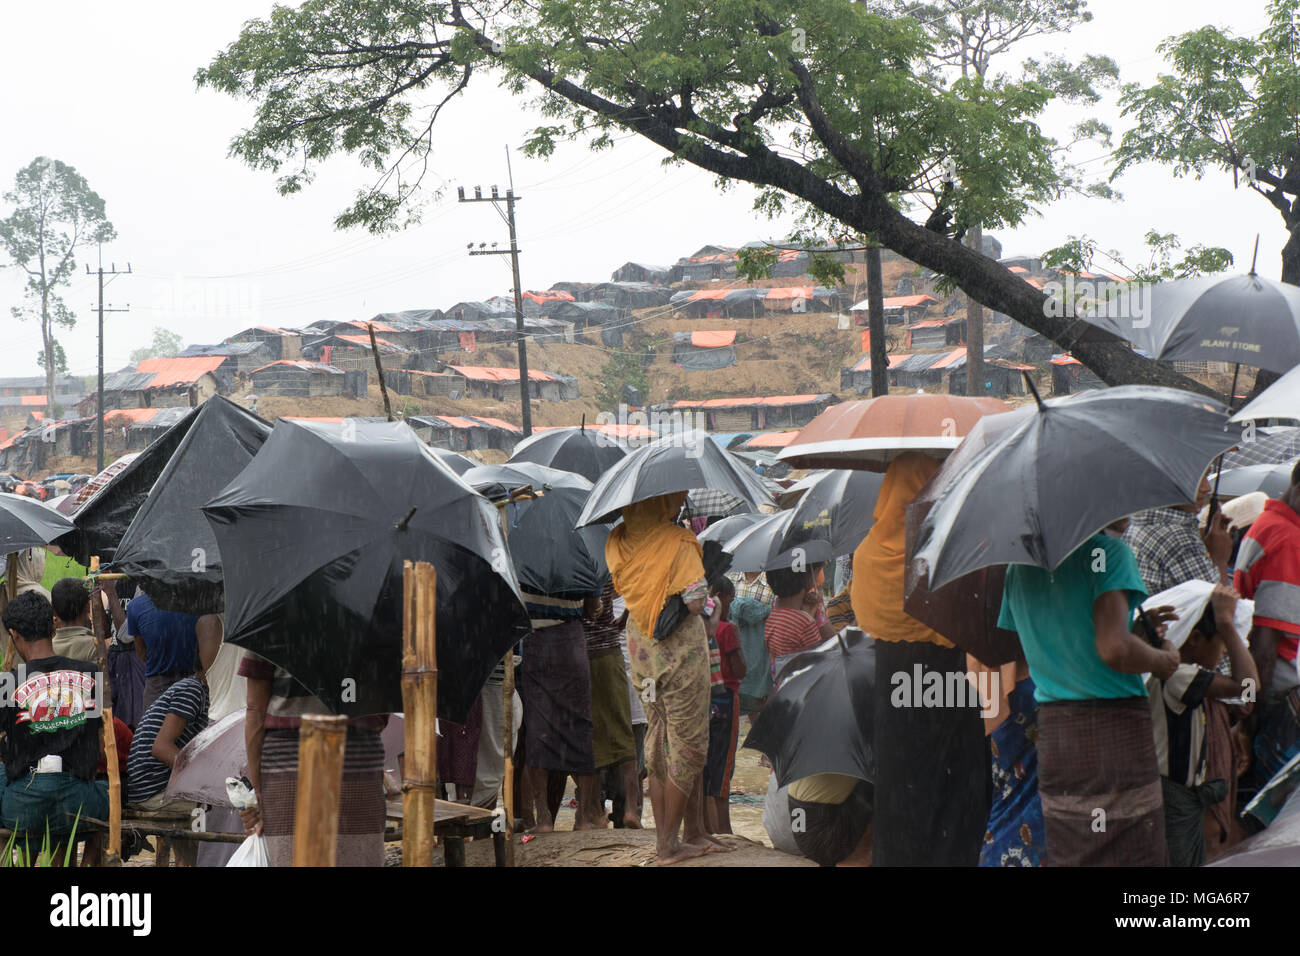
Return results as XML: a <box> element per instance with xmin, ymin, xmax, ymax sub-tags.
<box><xmin>998</xmin><ymin>519</ymin><xmax>1180</xmax><ymax>865</ymax></box>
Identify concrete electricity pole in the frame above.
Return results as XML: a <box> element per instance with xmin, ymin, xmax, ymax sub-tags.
<box><xmin>87</xmin><ymin>248</ymin><xmax>131</xmax><ymax>472</ymax></box>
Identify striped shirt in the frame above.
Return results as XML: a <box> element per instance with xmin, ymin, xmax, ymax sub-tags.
<box><xmin>581</xmin><ymin>582</ymin><xmax>624</xmax><ymax>652</ymax></box>
<box><xmin>1149</xmin><ymin>664</ymin><xmax>1215</xmax><ymax>788</ymax></box>
<box><xmin>765</xmin><ymin>608</ymin><xmax>822</xmax><ymax>658</ymax></box>
<box><xmin>1234</xmin><ymin>499</ymin><xmax>1300</xmax><ymax>664</ymax></box>
<box><xmin>126</xmin><ymin>676</ymin><xmax>209</xmax><ymax>803</ymax></box>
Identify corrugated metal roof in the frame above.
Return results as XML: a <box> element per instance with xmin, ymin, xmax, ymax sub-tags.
<box><xmin>179</xmin><ymin>343</ymin><xmax>267</xmax><ymax>357</ymax></box>
<box><xmin>135</xmin><ymin>355</ymin><xmax>226</xmax><ymax>388</ymax></box>
<box><xmin>334</xmin><ymin>333</ymin><xmax>407</xmax><ymax>351</ymax></box>
<box><xmin>99</xmin><ymin>371</ymin><xmax>158</xmax><ymax>392</ymax></box>
<box><xmin>668</xmin><ymin>394</ymin><xmax>828</xmax><ymax>409</ymax></box>
<box><xmin>250</xmin><ymin>360</ymin><xmax>345</xmax><ymax>376</ymax></box>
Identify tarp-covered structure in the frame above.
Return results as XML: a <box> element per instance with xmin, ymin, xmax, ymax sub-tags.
<box><xmin>110</xmin><ymin>396</ymin><xmax>273</xmax><ymax>613</ymax></box>
<box><xmin>671</xmin><ymin>330</ymin><xmax>738</xmax><ymax>370</ymax></box>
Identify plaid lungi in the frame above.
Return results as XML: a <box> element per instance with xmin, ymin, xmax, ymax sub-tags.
<box><xmin>1037</xmin><ymin>698</ymin><xmax>1166</xmax><ymax>866</ymax></box>
<box><xmin>260</xmin><ymin>727</ymin><xmax>386</xmax><ymax>867</ymax></box>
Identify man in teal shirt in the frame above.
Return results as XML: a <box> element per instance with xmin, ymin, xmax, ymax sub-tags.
<box><xmin>998</xmin><ymin>520</ymin><xmax>1180</xmax><ymax>866</ymax></box>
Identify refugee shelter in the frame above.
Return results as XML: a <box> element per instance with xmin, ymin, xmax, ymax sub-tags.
<box><xmin>249</xmin><ymin>361</ymin><xmax>348</xmax><ymax>397</ymax></box>
<box><xmin>671</xmin><ymin>330</ymin><xmax>738</xmax><ymax>370</ymax></box>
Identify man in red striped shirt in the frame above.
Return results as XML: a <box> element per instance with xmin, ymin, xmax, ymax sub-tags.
<box><xmin>1233</xmin><ymin>461</ymin><xmax>1300</xmax><ymax>792</ymax></box>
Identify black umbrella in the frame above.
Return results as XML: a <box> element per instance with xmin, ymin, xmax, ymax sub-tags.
<box><xmin>461</xmin><ymin>462</ymin><xmax>611</xmax><ymax>599</ymax></box>
<box><xmin>912</xmin><ymin>384</ymin><xmax>1236</xmax><ymax>592</ymax></box>
<box><xmin>1077</xmin><ymin>267</ymin><xmax>1300</xmax><ymax>375</ymax></box>
<box><xmin>109</xmin><ymin>397</ymin><xmax>272</xmax><ymax>613</ymax></box>
<box><xmin>59</xmin><ymin>405</ymin><xmax>201</xmax><ymax>564</ymax></box>
<box><xmin>0</xmin><ymin>493</ymin><xmax>74</xmax><ymax>552</ymax></box>
<box><xmin>508</xmin><ymin>425</ymin><xmax>627</xmax><ymax>482</ymax></box>
<box><xmin>744</xmin><ymin>629</ymin><xmax>875</xmax><ymax>789</ymax></box>
<box><xmin>202</xmin><ymin>419</ymin><xmax>530</xmax><ymax>721</ymax></box>
<box><xmin>722</xmin><ymin>509</ymin><xmax>835</xmax><ymax>572</ymax></box>
<box><xmin>575</xmin><ymin>430</ymin><xmax>774</xmax><ymax>527</ymax></box>
<box><xmin>698</xmin><ymin>512</ymin><xmax>766</xmax><ymax>547</ymax></box>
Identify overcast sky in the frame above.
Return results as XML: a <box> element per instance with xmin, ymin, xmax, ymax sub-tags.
<box><xmin>0</xmin><ymin>0</ymin><xmax>1278</xmax><ymax>379</ymax></box>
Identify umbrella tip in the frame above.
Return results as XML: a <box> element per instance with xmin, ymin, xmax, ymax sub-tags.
<box><xmin>1250</xmin><ymin>234</ymin><xmax>1260</xmax><ymax>275</ymax></box>
<box><xmin>580</xmin><ymin>413</ymin><xmax>585</xmax><ymax>432</ymax></box>
<box><xmin>1022</xmin><ymin>370</ymin><xmax>1047</xmax><ymax>412</ymax></box>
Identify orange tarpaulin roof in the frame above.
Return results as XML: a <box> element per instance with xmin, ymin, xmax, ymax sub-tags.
<box><xmin>669</xmin><ymin>394</ymin><xmax>825</xmax><ymax>409</ymax></box>
<box><xmin>1007</xmin><ymin>266</ymin><xmax>1029</xmax><ymax>274</ymax></box>
<box><xmin>745</xmin><ymin>431</ymin><xmax>799</xmax><ymax>448</ymax></box>
<box><xmin>522</xmin><ymin>290</ymin><xmax>575</xmax><ymax>304</ymax></box>
<box><xmin>687</xmin><ymin>289</ymin><xmax>730</xmax><ymax>301</ymax></box>
<box><xmin>348</xmin><ymin>320</ymin><xmax>399</xmax><ymax>332</ymax></box>
<box><xmin>763</xmin><ymin>286</ymin><xmax>814</xmax><ymax>300</ymax></box>
<box><xmin>448</xmin><ymin>365</ymin><xmax>556</xmax><ymax>382</ymax></box>
<box><xmin>21</xmin><ymin>396</ymin><xmax>47</xmax><ymax>407</ymax></box>
<box><xmin>692</xmin><ymin>330</ymin><xmax>736</xmax><ymax>348</ymax></box>
<box><xmin>930</xmin><ymin>348</ymin><xmax>968</xmax><ymax>370</ymax></box>
<box><xmin>882</xmin><ymin>294</ymin><xmax>937</xmax><ymax>309</ymax></box>
<box><xmin>135</xmin><ymin>355</ymin><xmax>226</xmax><ymax>388</ymax></box>
<box><xmin>336</xmin><ymin>333</ymin><xmax>405</xmax><ymax>350</ymax></box>
<box><xmin>102</xmin><ymin>408</ymin><xmax>164</xmax><ymax>423</ymax></box>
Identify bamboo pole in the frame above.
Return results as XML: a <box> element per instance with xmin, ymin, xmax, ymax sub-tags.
<box><xmin>368</xmin><ymin>322</ymin><xmax>395</xmax><ymax>422</ymax></box>
<box><xmin>88</xmin><ymin>556</ymin><xmax>122</xmax><ymax>864</ymax></box>
<box><xmin>401</xmin><ymin>560</ymin><xmax>438</xmax><ymax>866</ymax></box>
<box><xmin>293</xmin><ymin>714</ymin><xmax>348</xmax><ymax>866</ymax></box>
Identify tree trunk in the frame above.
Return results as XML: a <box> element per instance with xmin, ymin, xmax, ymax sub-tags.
<box><xmin>965</xmin><ymin>224</ymin><xmax>985</xmax><ymax>396</ymax></box>
<box><xmin>1244</xmin><ymin>223</ymin><xmax>1300</xmax><ymax>402</ymax></box>
<box><xmin>42</xmin><ymin>292</ymin><xmax>57</xmax><ymax>421</ymax></box>
<box><xmin>866</xmin><ymin>246</ymin><xmax>889</xmax><ymax>397</ymax></box>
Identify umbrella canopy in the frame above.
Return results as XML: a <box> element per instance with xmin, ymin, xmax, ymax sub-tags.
<box><xmin>912</xmin><ymin>385</ymin><xmax>1235</xmax><ymax>593</ymax></box>
<box><xmin>1210</xmin><ymin>785</ymin><xmax>1300</xmax><ymax>866</ymax></box>
<box><xmin>720</xmin><ymin>470</ymin><xmax>884</xmax><ymax>572</ymax></box>
<box><xmin>203</xmin><ymin>419</ymin><xmax>531</xmax><ymax>722</ymax></box>
<box><xmin>1221</xmin><ymin>427</ymin><xmax>1300</xmax><ymax>469</ymax></box>
<box><xmin>54</xmin><ymin>453</ymin><xmax>139</xmax><ymax>517</ymax></box>
<box><xmin>575</xmin><ymin>430</ymin><xmax>774</xmax><ymax>527</ymax></box>
<box><xmin>428</xmin><ymin>448</ymin><xmax>477</xmax><ymax>476</ymax></box>
<box><xmin>60</xmin><ymin>407</ymin><xmax>203</xmax><ymax>564</ymax></box>
<box><xmin>778</xmin><ymin>393</ymin><xmax>1011</xmax><ymax>471</ymax></box>
<box><xmin>0</xmin><ymin>492</ymin><xmax>75</xmax><ymax>553</ymax></box>
<box><xmin>1078</xmin><ymin>271</ymin><xmax>1300</xmax><ymax>375</ymax></box>
<box><xmin>110</xmin><ymin>397</ymin><xmax>273</xmax><ymax>613</ymax></box>
<box><xmin>698</xmin><ymin>512</ymin><xmax>766</xmax><ymax>547</ymax></box>
<box><xmin>1210</xmin><ymin>459</ymin><xmax>1298</xmax><ymax>499</ymax></box>
<box><xmin>462</xmin><ymin>462</ymin><xmax>611</xmax><ymax>598</ymax></box>
<box><xmin>1230</xmin><ymin>361</ymin><xmax>1300</xmax><ymax>423</ymax></box>
<box><xmin>744</xmin><ymin>630</ymin><xmax>875</xmax><ymax>789</ymax></box>
<box><xmin>508</xmin><ymin>426</ymin><xmax>628</xmax><ymax>482</ymax></box>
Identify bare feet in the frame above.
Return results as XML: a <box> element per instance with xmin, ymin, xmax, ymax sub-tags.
<box><xmin>622</xmin><ymin>812</ymin><xmax>643</xmax><ymax>829</ymax></box>
<box><xmin>657</xmin><ymin>838</ymin><xmax>709</xmax><ymax>866</ymax></box>
<box><xmin>687</xmin><ymin>835</ymin><xmax>734</xmax><ymax>854</ymax></box>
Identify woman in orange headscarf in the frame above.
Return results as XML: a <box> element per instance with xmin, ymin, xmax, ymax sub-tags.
<box><xmin>850</xmin><ymin>452</ymin><xmax>990</xmax><ymax>866</ymax></box>
<box><xmin>606</xmin><ymin>491</ymin><xmax>722</xmax><ymax>864</ymax></box>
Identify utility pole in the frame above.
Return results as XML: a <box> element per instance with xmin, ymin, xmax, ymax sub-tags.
<box><xmin>87</xmin><ymin>249</ymin><xmax>131</xmax><ymax>472</ymax></box>
<box><xmin>865</xmin><ymin>246</ymin><xmax>889</xmax><ymax>397</ymax></box>
<box><xmin>459</xmin><ymin>149</ymin><xmax>532</xmax><ymax>437</ymax></box>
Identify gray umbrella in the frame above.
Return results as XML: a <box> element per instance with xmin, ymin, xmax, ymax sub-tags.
<box><xmin>575</xmin><ymin>430</ymin><xmax>774</xmax><ymax>527</ymax></box>
<box><xmin>1221</xmin><ymin>427</ymin><xmax>1300</xmax><ymax>469</ymax></box>
<box><xmin>912</xmin><ymin>384</ymin><xmax>1236</xmax><ymax>592</ymax></box>
<box><xmin>720</xmin><ymin>469</ymin><xmax>884</xmax><ymax>572</ymax></box>
<box><xmin>1076</xmin><ymin>270</ymin><xmax>1300</xmax><ymax>375</ymax></box>
<box><xmin>0</xmin><ymin>492</ymin><xmax>74</xmax><ymax>552</ymax></box>
<box><xmin>1210</xmin><ymin>458</ymin><xmax>1298</xmax><ymax>499</ymax></box>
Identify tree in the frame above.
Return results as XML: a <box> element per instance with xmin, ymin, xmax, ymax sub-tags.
<box><xmin>129</xmin><ymin>327</ymin><xmax>185</xmax><ymax>365</ymax></box>
<box><xmin>596</xmin><ymin>349</ymin><xmax>649</xmax><ymax>410</ymax></box>
<box><xmin>1113</xmin><ymin>0</ymin><xmax>1300</xmax><ymax>283</ymax></box>
<box><xmin>0</xmin><ymin>157</ymin><xmax>116</xmax><ymax>417</ymax></box>
<box><xmin>197</xmin><ymin>0</ymin><xmax>1203</xmax><ymax>393</ymax></box>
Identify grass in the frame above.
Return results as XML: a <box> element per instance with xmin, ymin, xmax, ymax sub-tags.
<box><xmin>2</xmin><ymin>810</ymin><xmax>81</xmax><ymax>867</ymax></box>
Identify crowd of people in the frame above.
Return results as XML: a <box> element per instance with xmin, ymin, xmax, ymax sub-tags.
<box><xmin>1</xmin><ymin>451</ymin><xmax>1298</xmax><ymax>868</ymax></box>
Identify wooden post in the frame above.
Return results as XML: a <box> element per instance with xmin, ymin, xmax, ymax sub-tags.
<box><xmin>401</xmin><ymin>560</ymin><xmax>438</xmax><ymax>866</ymax></box>
<box><xmin>368</xmin><ymin>322</ymin><xmax>395</xmax><ymax>422</ymax></box>
<box><xmin>1</xmin><ymin>554</ymin><xmax>17</xmax><ymax>668</ymax></box>
<box><xmin>88</xmin><ymin>556</ymin><xmax>122</xmax><ymax>864</ymax></box>
<box><xmin>293</xmin><ymin>714</ymin><xmax>348</xmax><ymax>866</ymax></box>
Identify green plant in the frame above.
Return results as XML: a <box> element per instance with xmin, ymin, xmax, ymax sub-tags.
<box><xmin>2</xmin><ymin>810</ymin><xmax>80</xmax><ymax>867</ymax></box>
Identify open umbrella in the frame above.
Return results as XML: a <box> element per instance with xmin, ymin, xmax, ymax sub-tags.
<box><xmin>777</xmin><ymin>393</ymin><xmax>1011</xmax><ymax>472</ymax></box>
<box><xmin>1221</xmin><ymin>427</ymin><xmax>1300</xmax><ymax>470</ymax></box>
<box><xmin>744</xmin><ymin>629</ymin><xmax>875</xmax><ymax>789</ymax></box>
<box><xmin>109</xmin><ymin>397</ymin><xmax>272</xmax><ymax>613</ymax></box>
<box><xmin>1229</xmin><ymin>361</ymin><xmax>1300</xmax><ymax>424</ymax></box>
<box><xmin>60</xmin><ymin>406</ymin><xmax>203</xmax><ymax>564</ymax></box>
<box><xmin>203</xmin><ymin>419</ymin><xmax>530</xmax><ymax>722</ymax></box>
<box><xmin>428</xmin><ymin>448</ymin><xmax>477</xmax><ymax>476</ymax></box>
<box><xmin>461</xmin><ymin>462</ymin><xmax>611</xmax><ymax>598</ymax></box>
<box><xmin>720</xmin><ymin>470</ymin><xmax>884</xmax><ymax>572</ymax></box>
<box><xmin>508</xmin><ymin>425</ymin><xmax>627</xmax><ymax>482</ymax></box>
<box><xmin>911</xmin><ymin>384</ymin><xmax>1236</xmax><ymax>593</ymax></box>
<box><xmin>0</xmin><ymin>492</ymin><xmax>75</xmax><ymax>552</ymax></box>
<box><xmin>1077</xmin><ymin>267</ymin><xmax>1300</xmax><ymax>376</ymax></box>
<box><xmin>575</xmin><ymin>430</ymin><xmax>774</xmax><ymax>527</ymax></box>
<box><xmin>698</xmin><ymin>512</ymin><xmax>766</xmax><ymax>547</ymax></box>
<box><xmin>1210</xmin><ymin>458</ymin><xmax>1298</xmax><ymax>499</ymax></box>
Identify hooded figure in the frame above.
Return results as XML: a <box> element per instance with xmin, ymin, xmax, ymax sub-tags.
<box><xmin>12</xmin><ymin>548</ymin><xmax>50</xmax><ymax>601</ymax></box>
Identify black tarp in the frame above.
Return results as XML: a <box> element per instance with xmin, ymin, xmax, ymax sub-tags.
<box><xmin>59</xmin><ymin>405</ymin><xmax>202</xmax><ymax>565</ymax></box>
<box><xmin>670</xmin><ymin>331</ymin><xmax>738</xmax><ymax>371</ymax></box>
<box><xmin>110</xmin><ymin>396</ymin><xmax>272</xmax><ymax>613</ymax></box>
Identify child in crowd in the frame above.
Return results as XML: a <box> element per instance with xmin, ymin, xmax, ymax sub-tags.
<box><xmin>764</xmin><ymin>565</ymin><xmax>835</xmax><ymax>688</ymax></box>
<box><xmin>703</xmin><ymin>577</ymin><xmax>746</xmax><ymax>834</ymax></box>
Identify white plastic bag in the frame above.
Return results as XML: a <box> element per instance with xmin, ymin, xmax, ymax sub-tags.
<box><xmin>227</xmin><ymin>833</ymin><xmax>270</xmax><ymax>867</ymax></box>
<box><xmin>224</xmin><ymin>776</ymin><xmax>269</xmax><ymax>867</ymax></box>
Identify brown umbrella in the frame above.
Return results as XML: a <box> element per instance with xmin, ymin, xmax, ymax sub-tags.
<box><xmin>777</xmin><ymin>394</ymin><xmax>1011</xmax><ymax>472</ymax></box>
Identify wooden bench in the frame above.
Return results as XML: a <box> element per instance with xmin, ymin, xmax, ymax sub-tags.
<box><xmin>385</xmin><ymin>798</ymin><xmax>506</xmax><ymax>867</ymax></box>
